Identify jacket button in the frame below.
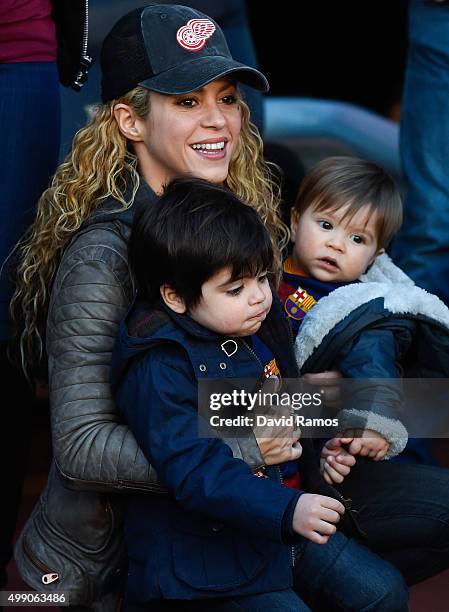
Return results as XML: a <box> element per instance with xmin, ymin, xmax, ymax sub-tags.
<box><xmin>219</xmin><ymin>362</ymin><xmax>227</xmax><ymax>370</ymax></box>
<box><xmin>199</xmin><ymin>364</ymin><xmax>207</xmax><ymax>372</ymax></box>
<box><xmin>212</xmin><ymin>523</ymin><xmax>224</xmax><ymax>532</ymax></box>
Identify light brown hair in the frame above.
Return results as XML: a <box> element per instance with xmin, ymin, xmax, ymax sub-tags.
<box><xmin>293</xmin><ymin>156</ymin><xmax>403</xmax><ymax>249</ymax></box>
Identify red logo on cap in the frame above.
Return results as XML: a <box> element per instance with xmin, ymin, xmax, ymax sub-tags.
<box><xmin>176</xmin><ymin>19</ymin><xmax>216</xmax><ymax>52</ymax></box>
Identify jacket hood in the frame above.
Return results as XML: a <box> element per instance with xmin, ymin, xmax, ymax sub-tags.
<box><xmin>111</xmin><ymin>300</ymin><xmax>225</xmax><ymax>395</ymax></box>
<box><xmin>81</xmin><ymin>178</ymin><xmax>158</xmax><ymax>230</ymax></box>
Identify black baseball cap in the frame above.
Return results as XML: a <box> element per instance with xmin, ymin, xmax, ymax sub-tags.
<box><xmin>101</xmin><ymin>4</ymin><xmax>269</xmax><ymax>102</ymax></box>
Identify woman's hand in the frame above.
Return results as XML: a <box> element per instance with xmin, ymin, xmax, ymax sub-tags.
<box><xmin>292</xmin><ymin>494</ymin><xmax>345</xmax><ymax>544</ymax></box>
<box><xmin>256</xmin><ymin>433</ymin><xmax>302</xmax><ymax>465</ymax></box>
<box><xmin>254</xmin><ymin>376</ymin><xmax>302</xmax><ymax>465</ymax></box>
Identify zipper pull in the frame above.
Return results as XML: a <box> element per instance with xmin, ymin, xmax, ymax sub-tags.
<box><xmin>72</xmin><ymin>55</ymin><xmax>93</xmax><ymax>91</ymax></box>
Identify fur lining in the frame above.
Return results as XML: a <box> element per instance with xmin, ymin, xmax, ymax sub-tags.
<box><xmin>337</xmin><ymin>408</ymin><xmax>408</xmax><ymax>459</ymax></box>
<box><xmin>295</xmin><ymin>253</ymin><xmax>449</xmax><ymax>369</ymax></box>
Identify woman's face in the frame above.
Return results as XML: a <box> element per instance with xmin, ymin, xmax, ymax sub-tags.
<box><xmin>135</xmin><ymin>78</ymin><xmax>242</xmax><ymax>192</ymax></box>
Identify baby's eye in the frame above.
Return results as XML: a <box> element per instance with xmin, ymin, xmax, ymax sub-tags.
<box><xmin>227</xmin><ymin>285</ymin><xmax>243</xmax><ymax>296</ymax></box>
<box><xmin>221</xmin><ymin>94</ymin><xmax>238</xmax><ymax>105</ymax></box>
<box><xmin>177</xmin><ymin>97</ymin><xmax>197</xmax><ymax>107</ymax></box>
<box><xmin>318</xmin><ymin>220</ymin><xmax>333</xmax><ymax>230</ymax></box>
<box><xmin>350</xmin><ymin>234</ymin><xmax>364</xmax><ymax>244</ymax></box>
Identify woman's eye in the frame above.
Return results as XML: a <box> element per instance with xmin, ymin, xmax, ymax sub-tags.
<box><xmin>178</xmin><ymin>98</ymin><xmax>197</xmax><ymax>107</ymax></box>
<box><xmin>227</xmin><ymin>285</ymin><xmax>243</xmax><ymax>296</ymax></box>
<box><xmin>351</xmin><ymin>234</ymin><xmax>364</xmax><ymax>244</ymax></box>
<box><xmin>221</xmin><ymin>94</ymin><xmax>238</xmax><ymax>105</ymax></box>
<box><xmin>318</xmin><ymin>220</ymin><xmax>333</xmax><ymax>230</ymax></box>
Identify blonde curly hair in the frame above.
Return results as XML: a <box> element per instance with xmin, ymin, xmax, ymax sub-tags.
<box><xmin>11</xmin><ymin>86</ymin><xmax>287</xmax><ymax>373</ymax></box>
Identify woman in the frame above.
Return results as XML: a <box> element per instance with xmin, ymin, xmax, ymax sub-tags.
<box><xmin>11</xmin><ymin>6</ymin><xmax>294</xmax><ymax>610</ymax></box>
<box><xmin>11</xmin><ymin>4</ymin><xmax>449</xmax><ymax>611</ymax></box>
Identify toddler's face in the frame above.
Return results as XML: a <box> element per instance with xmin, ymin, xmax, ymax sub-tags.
<box><xmin>290</xmin><ymin>204</ymin><xmax>382</xmax><ymax>282</ymax></box>
<box><xmin>188</xmin><ymin>266</ymin><xmax>273</xmax><ymax>337</ymax></box>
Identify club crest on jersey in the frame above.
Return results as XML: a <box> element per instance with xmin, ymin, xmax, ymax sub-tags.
<box><xmin>176</xmin><ymin>19</ymin><xmax>216</xmax><ymax>51</ymax></box>
<box><xmin>284</xmin><ymin>286</ymin><xmax>317</xmax><ymax>320</ymax></box>
<box><xmin>263</xmin><ymin>358</ymin><xmax>280</xmax><ymax>380</ymax></box>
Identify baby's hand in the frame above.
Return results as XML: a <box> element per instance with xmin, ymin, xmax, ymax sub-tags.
<box><xmin>292</xmin><ymin>493</ymin><xmax>345</xmax><ymax>544</ymax></box>
<box><xmin>320</xmin><ymin>437</ymin><xmax>356</xmax><ymax>484</ymax></box>
<box><xmin>344</xmin><ymin>428</ymin><xmax>390</xmax><ymax>460</ymax></box>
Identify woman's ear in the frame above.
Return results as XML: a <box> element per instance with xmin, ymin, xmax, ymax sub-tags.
<box><xmin>160</xmin><ymin>284</ymin><xmax>187</xmax><ymax>314</ymax></box>
<box><xmin>113</xmin><ymin>103</ymin><xmax>143</xmax><ymax>142</ymax></box>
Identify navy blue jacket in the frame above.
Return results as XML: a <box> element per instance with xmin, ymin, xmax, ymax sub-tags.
<box><xmin>111</xmin><ymin>289</ymin><xmax>362</xmax><ymax>601</ymax></box>
<box><xmin>111</xmin><ymin>294</ymin><xmax>303</xmax><ymax>601</ymax></box>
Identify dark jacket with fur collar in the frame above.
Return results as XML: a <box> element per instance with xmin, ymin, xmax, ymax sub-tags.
<box><xmin>294</xmin><ymin>254</ymin><xmax>449</xmax><ymax>456</ymax></box>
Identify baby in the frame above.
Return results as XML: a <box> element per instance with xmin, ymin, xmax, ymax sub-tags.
<box><xmin>279</xmin><ymin>157</ymin><xmax>427</xmax><ymax>483</ymax></box>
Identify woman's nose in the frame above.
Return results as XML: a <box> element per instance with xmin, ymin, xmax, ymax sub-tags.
<box><xmin>200</xmin><ymin>102</ymin><xmax>226</xmax><ymax>129</ymax></box>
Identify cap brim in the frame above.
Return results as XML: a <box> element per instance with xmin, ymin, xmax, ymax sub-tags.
<box><xmin>138</xmin><ymin>55</ymin><xmax>269</xmax><ymax>94</ymax></box>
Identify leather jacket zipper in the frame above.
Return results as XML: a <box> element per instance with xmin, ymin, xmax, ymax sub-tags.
<box><xmin>73</xmin><ymin>0</ymin><xmax>93</xmax><ymax>90</ymax></box>
<box><xmin>22</xmin><ymin>536</ymin><xmax>58</xmax><ymax>578</ymax></box>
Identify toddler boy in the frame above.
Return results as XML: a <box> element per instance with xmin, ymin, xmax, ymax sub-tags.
<box><xmin>279</xmin><ymin>156</ymin><xmax>449</xmax><ymax>483</ymax></box>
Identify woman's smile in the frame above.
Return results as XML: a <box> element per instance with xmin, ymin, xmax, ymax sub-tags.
<box><xmin>190</xmin><ymin>137</ymin><xmax>228</xmax><ymax>160</ymax></box>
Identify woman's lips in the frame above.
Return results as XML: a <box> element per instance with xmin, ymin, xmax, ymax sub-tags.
<box><xmin>190</xmin><ymin>139</ymin><xmax>228</xmax><ymax>160</ymax></box>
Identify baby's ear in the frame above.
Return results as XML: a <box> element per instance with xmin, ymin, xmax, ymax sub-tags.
<box><xmin>160</xmin><ymin>284</ymin><xmax>186</xmax><ymax>314</ymax></box>
<box><xmin>368</xmin><ymin>247</ymin><xmax>385</xmax><ymax>267</ymax></box>
<box><xmin>290</xmin><ymin>208</ymin><xmax>299</xmax><ymax>242</ymax></box>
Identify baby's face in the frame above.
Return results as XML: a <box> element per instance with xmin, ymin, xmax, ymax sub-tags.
<box><xmin>188</xmin><ymin>266</ymin><xmax>273</xmax><ymax>337</ymax></box>
<box><xmin>290</xmin><ymin>204</ymin><xmax>382</xmax><ymax>282</ymax></box>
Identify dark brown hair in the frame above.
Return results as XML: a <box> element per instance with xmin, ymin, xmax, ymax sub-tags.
<box><xmin>129</xmin><ymin>178</ymin><xmax>274</xmax><ymax>310</ymax></box>
<box><xmin>293</xmin><ymin>156</ymin><xmax>403</xmax><ymax>249</ymax></box>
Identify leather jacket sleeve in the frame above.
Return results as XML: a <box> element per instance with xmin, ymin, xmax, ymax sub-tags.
<box><xmin>47</xmin><ymin>223</ymin><xmax>264</xmax><ymax>492</ymax></box>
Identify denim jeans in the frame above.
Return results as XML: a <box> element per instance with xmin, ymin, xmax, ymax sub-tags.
<box><xmin>0</xmin><ymin>61</ymin><xmax>60</xmax><ymax>341</ymax></box>
<box><xmin>338</xmin><ymin>460</ymin><xmax>449</xmax><ymax>586</ymax></box>
<box><xmin>391</xmin><ymin>0</ymin><xmax>449</xmax><ymax>306</ymax></box>
<box><xmin>293</xmin><ymin>531</ymin><xmax>408</xmax><ymax>612</ymax></box>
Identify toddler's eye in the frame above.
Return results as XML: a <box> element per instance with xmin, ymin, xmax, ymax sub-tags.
<box><xmin>258</xmin><ymin>272</ymin><xmax>269</xmax><ymax>283</ymax></box>
<box><xmin>318</xmin><ymin>220</ymin><xmax>333</xmax><ymax>230</ymax></box>
<box><xmin>350</xmin><ymin>234</ymin><xmax>364</xmax><ymax>244</ymax></box>
<box><xmin>227</xmin><ymin>285</ymin><xmax>243</xmax><ymax>296</ymax></box>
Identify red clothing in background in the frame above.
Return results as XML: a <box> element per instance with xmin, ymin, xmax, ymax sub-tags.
<box><xmin>0</xmin><ymin>0</ymin><xmax>57</xmax><ymax>63</ymax></box>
